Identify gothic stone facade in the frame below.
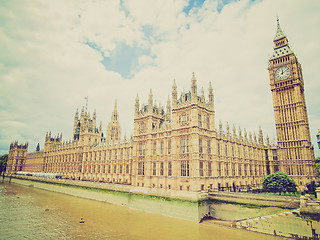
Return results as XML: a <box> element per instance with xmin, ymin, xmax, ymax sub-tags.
<box><xmin>268</xmin><ymin>19</ymin><xmax>318</xmax><ymax>185</ymax></box>
<box><xmin>6</xmin><ymin>20</ymin><xmax>318</xmax><ymax>192</ymax></box>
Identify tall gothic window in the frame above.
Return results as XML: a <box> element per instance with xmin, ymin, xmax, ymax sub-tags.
<box><xmin>207</xmin><ymin>140</ymin><xmax>211</xmax><ymax>155</ymax></box>
<box><xmin>206</xmin><ymin>116</ymin><xmax>210</xmax><ymax>130</ymax></box>
<box><xmin>138</xmin><ymin>162</ymin><xmax>144</xmax><ymax>175</ymax></box>
<box><xmin>160</xmin><ymin>162</ymin><xmax>164</xmax><ymax>176</ymax></box>
<box><xmin>180</xmin><ymin>136</ymin><xmax>189</xmax><ymax>153</ymax></box>
<box><xmin>181</xmin><ymin>161</ymin><xmax>190</xmax><ymax>176</ymax></box>
<box><xmin>161</xmin><ymin>140</ymin><xmax>164</xmax><ymax>155</ymax></box>
<box><xmin>141</xmin><ymin>122</ymin><xmax>145</xmax><ymax>133</ymax></box>
<box><xmin>153</xmin><ymin>162</ymin><xmax>157</xmax><ymax>176</ymax></box>
<box><xmin>153</xmin><ymin>142</ymin><xmax>157</xmax><ymax>155</ymax></box>
<box><xmin>180</xmin><ymin>113</ymin><xmax>187</xmax><ymax>125</ymax></box>
<box><xmin>199</xmin><ymin>161</ymin><xmax>203</xmax><ymax>177</ymax></box>
<box><xmin>232</xmin><ymin>163</ymin><xmax>235</xmax><ymax>176</ymax></box>
<box><xmin>208</xmin><ymin>162</ymin><xmax>212</xmax><ymax>176</ymax></box>
<box><xmin>168</xmin><ymin>162</ymin><xmax>172</xmax><ymax>176</ymax></box>
<box><xmin>199</xmin><ymin>138</ymin><xmax>203</xmax><ymax>153</ymax></box>
<box><xmin>225</xmin><ymin>163</ymin><xmax>229</xmax><ymax>176</ymax></box>
<box><xmin>198</xmin><ymin>114</ymin><xmax>202</xmax><ymax>128</ymax></box>
<box><xmin>168</xmin><ymin>140</ymin><xmax>172</xmax><ymax>154</ymax></box>
<box><xmin>139</xmin><ymin>142</ymin><xmax>145</xmax><ymax>156</ymax></box>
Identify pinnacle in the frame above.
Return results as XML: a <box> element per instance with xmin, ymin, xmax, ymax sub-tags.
<box><xmin>274</xmin><ymin>17</ymin><xmax>285</xmax><ymax>40</ymax></box>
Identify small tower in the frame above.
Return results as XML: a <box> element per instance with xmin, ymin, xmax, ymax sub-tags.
<box><xmin>201</xmin><ymin>88</ymin><xmax>205</xmax><ymax>102</ymax></box>
<box><xmin>166</xmin><ymin>96</ymin><xmax>171</xmax><ymax>121</ymax></box>
<box><xmin>36</xmin><ymin>143</ymin><xmax>40</xmax><ymax>151</ymax></box>
<box><xmin>148</xmin><ymin>89</ymin><xmax>153</xmax><ymax>113</ymax></box>
<box><xmin>191</xmin><ymin>72</ymin><xmax>197</xmax><ymax>102</ymax></box>
<box><xmin>135</xmin><ymin>94</ymin><xmax>139</xmax><ymax>117</ymax></box>
<box><xmin>172</xmin><ymin>80</ymin><xmax>177</xmax><ymax>107</ymax></box>
<box><xmin>93</xmin><ymin>109</ymin><xmax>96</xmax><ymax>127</ymax></box>
<box><xmin>208</xmin><ymin>82</ymin><xmax>214</xmax><ymax>106</ymax></box>
<box><xmin>73</xmin><ymin>109</ymin><xmax>80</xmax><ymax>141</ymax></box>
<box><xmin>107</xmin><ymin>100</ymin><xmax>121</xmax><ymax>142</ymax></box>
<box><xmin>258</xmin><ymin>127</ymin><xmax>264</xmax><ymax>145</ymax></box>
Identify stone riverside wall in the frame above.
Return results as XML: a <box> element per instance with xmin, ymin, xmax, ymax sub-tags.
<box><xmin>10</xmin><ymin>176</ymin><xmax>209</xmax><ymax>222</ymax></box>
<box><xmin>208</xmin><ymin>191</ymin><xmax>300</xmax><ymax>209</ymax></box>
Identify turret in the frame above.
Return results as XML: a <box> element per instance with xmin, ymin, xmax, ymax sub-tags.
<box><xmin>233</xmin><ymin>125</ymin><xmax>236</xmax><ymax>138</ymax></box>
<box><xmin>81</xmin><ymin>107</ymin><xmax>84</xmax><ymax>117</ymax></box>
<box><xmin>167</xmin><ymin>96</ymin><xmax>171</xmax><ymax>121</ymax></box>
<box><xmin>208</xmin><ymin>82</ymin><xmax>214</xmax><ymax>106</ymax></box>
<box><xmin>258</xmin><ymin>126</ymin><xmax>264</xmax><ymax>145</ymax></box>
<box><xmin>93</xmin><ymin>109</ymin><xmax>96</xmax><ymax>126</ymax></box>
<box><xmin>107</xmin><ymin>100</ymin><xmax>121</xmax><ymax>142</ymax></box>
<box><xmin>148</xmin><ymin>89</ymin><xmax>153</xmax><ymax>113</ymax></box>
<box><xmin>226</xmin><ymin>122</ymin><xmax>230</xmax><ymax>137</ymax></box>
<box><xmin>172</xmin><ymin>80</ymin><xmax>177</xmax><ymax>107</ymax></box>
<box><xmin>201</xmin><ymin>88</ymin><xmax>205</xmax><ymax>103</ymax></box>
<box><xmin>112</xmin><ymin>100</ymin><xmax>118</xmax><ymax>122</ymax></box>
<box><xmin>75</xmin><ymin>109</ymin><xmax>79</xmax><ymax>120</ymax></box>
<box><xmin>191</xmin><ymin>72</ymin><xmax>197</xmax><ymax>101</ymax></box>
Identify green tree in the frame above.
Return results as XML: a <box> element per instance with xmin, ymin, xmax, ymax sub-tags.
<box><xmin>0</xmin><ymin>154</ymin><xmax>8</xmax><ymax>175</ymax></box>
<box><xmin>262</xmin><ymin>172</ymin><xmax>297</xmax><ymax>195</ymax></box>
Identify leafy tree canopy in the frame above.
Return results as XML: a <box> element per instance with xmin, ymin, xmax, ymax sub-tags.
<box><xmin>0</xmin><ymin>154</ymin><xmax>8</xmax><ymax>174</ymax></box>
<box><xmin>262</xmin><ymin>172</ymin><xmax>297</xmax><ymax>194</ymax></box>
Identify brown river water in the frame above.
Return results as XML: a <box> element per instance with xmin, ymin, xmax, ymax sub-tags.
<box><xmin>0</xmin><ymin>182</ymin><xmax>286</xmax><ymax>239</ymax></box>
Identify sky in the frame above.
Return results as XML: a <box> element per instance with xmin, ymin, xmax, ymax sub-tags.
<box><xmin>0</xmin><ymin>0</ymin><xmax>320</xmax><ymax>157</ymax></box>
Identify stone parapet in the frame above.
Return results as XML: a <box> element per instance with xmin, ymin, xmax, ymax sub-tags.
<box><xmin>300</xmin><ymin>190</ymin><xmax>320</xmax><ymax>219</ymax></box>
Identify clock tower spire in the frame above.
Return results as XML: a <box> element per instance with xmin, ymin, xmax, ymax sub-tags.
<box><xmin>268</xmin><ymin>18</ymin><xmax>318</xmax><ymax>185</ymax></box>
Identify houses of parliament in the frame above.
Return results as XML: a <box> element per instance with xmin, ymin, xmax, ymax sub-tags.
<box><xmin>6</xmin><ymin>19</ymin><xmax>318</xmax><ymax>193</ymax></box>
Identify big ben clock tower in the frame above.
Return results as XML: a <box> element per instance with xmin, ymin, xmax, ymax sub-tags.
<box><xmin>268</xmin><ymin>18</ymin><xmax>318</xmax><ymax>185</ymax></box>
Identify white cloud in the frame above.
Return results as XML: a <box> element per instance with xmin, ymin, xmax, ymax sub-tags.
<box><xmin>138</xmin><ymin>55</ymin><xmax>154</xmax><ymax>65</ymax></box>
<box><xmin>0</xmin><ymin>0</ymin><xmax>320</xmax><ymax>158</ymax></box>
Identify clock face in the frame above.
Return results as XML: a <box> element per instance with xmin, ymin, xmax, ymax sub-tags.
<box><xmin>275</xmin><ymin>66</ymin><xmax>290</xmax><ymax>80</ymax></box>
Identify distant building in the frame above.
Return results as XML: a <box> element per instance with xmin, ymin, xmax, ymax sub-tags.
<box><xmin>316</xmin><ymin>130</ymin><xmax>320</xmax><ymax>150</ymax></box>
<box><xmin>6</xmin><ymin>19</ymin><xmax>318</xmax><ymax>192</ymax></box>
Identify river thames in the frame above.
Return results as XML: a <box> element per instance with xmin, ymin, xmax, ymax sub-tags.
<box><xmin>0</xmin><ymin>182</ymin><xmax>283</xmax><ymax>240</ymax></box>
